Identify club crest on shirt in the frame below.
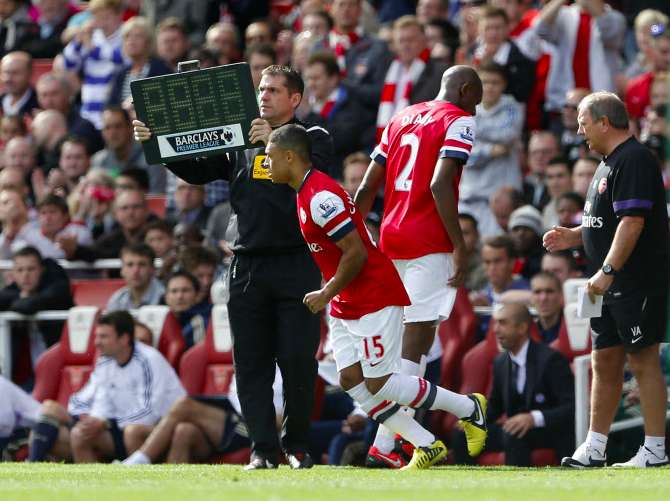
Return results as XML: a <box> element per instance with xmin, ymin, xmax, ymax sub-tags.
<box><xmin>300</xmin><ymin>207</ymin><xmax>307</xmax><ymax>224</ymax></box>
<box><xmin>598</xmin><ymin>177</ymin><xmax>607</xmax><ymax>194</ymax></box>
<box><xmin>460</xmin><ymin>126</ymin><xmax>474</xmax><ymax>142</ymax></box>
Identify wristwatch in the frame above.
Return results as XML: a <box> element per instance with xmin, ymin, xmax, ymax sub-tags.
<box><xmin>601</xmin><ymin>264</ymin><xmax>617</xmax><ymax>276</ymax></box>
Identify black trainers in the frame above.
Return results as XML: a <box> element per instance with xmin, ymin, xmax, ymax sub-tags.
<box><xmin>243</xmin><ymin>454</ymin><xmax>278</xmax><ymax>471</ymax></box>
<box><xmin>285</xmin><ymin>451</ymin><xmax>314</xmax><ymax>469</ymax></box>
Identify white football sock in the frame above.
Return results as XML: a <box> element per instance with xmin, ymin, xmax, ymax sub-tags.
<box><xmin>371</xmin><ymin>358</ymin><xmax>425</xmax><ymax>452</ymax></box>
<box><xmin>347</xmin><ymin>382</ymin><xmax>434</xmax><ymax>449</ymax></box>
<box><xmin>122</xmin><ymin>450</ymin><xmax>151</xmax><ymax>465</ymax></box>
<box><xmin>644</xmin><ymin>435</ymin><xmax>666</xmax><ymax>456</ymax></box>
<box><xmin>376</xmin><ymin>373</ymin><xmax>474</xmax><ymax>418</ymax></box>
<box><xmin>586</xmin><ymin>430</ymin><xmax>608</xmax><ymax>455</ymax></box>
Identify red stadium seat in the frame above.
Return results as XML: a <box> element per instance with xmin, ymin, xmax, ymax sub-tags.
<box><xmin>32</xmin><ymin>307</ymin><xmax>99</xmax><ymax>405</ymax></box>
<box><xmin>30</xmin><ymin>59</ymin><xmax>54</xmax><ymax>87</ymax></box>
<box><xmin>550</xmin><ymin>307</ymin><xmax>591</xmax><ymax>362</ymax></box>
<box><xmin>71</xmin><ymin>278</ymin><xmax>125</xmax><ymax>309</ymax></box>
<box><xmin>146</xmin><ymin>195</ymin><xmax>167</xmax><ymax>218</ymax></box>
<box><xmin>179</xmin><ymin>304</ymin><xmax>234</xmax><ymax>395</ymax></box>
<box><xmin>137</xmin><ymin>305</ymin><xmax>186</xmax><ymax>369</ymax></box>
<box><xmin>438</xmin><ymin>288</ymin><xmax>478</xmax><ymax>392</ymax></box>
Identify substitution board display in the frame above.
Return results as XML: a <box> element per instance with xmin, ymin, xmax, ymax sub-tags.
<box><xmin>131</xmin><ymin>63</ymin><xmax>260</xmax><ymax>164</ymax></box>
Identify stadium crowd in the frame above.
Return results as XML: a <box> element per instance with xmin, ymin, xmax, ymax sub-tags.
<box><xmin>0</xmin><ymin>0</ymin><xmax>669</xmax><ymax>468</ymax></box>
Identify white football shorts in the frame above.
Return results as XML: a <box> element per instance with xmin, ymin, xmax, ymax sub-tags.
<box><xmin>329</xmin><ymin>305</ymin><xmax>403</xmax><ymax>378</ymax></box>
<box><xmin>393</xmin><ymin>252</ymin><xmax>457</xmax><ymax>323</ymax></box>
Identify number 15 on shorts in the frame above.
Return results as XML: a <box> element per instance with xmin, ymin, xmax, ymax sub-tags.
<box><xmin>363</xmin><ymin>335</ymin><xmax>385</xmax><ymax>366</ymax></box>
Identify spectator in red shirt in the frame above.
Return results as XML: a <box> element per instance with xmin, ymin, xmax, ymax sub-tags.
<box><xmin>625</xmin><ymin>23</ymin><xmax>670</xmax><ymax>121</ymax></box>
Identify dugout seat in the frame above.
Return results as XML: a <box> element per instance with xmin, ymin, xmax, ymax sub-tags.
<box><xmin>562</xmin><ymin>278</ymin><xmax>588</xmax><ymax>304</ymax></box>
<box><xmin>178</xmin><ymin>304</ymin><xmax>249</xmax><ymax>464</ymax></box>
<box><xmin>137</xmin><ymin>305</ymin><xmax>186</xmax><ymax>369</ymax></box>
<box><xmin>30</xmin><ymin>59</ymin><xmax>54</xmax><ymax>87</ymax></box>
<box><xmin>179</xmin><ymin>304</ymin><xmax>234</xmax><ymax>395</ymax></box>
<box><xmin>71</xmin><ymin>278</ymin><xmax>125</xmax><ymax>309</ymax></box>
<box><xmin>146</xmin><ymin>195</ymin><xmax>167</xmax><ymax>218</ymax></box>
<box><xmin>549</xmin><ymin>306</ymin><xmax>591</xmax><ymax>362</ymax></box>
<box><xmin>438</xmin><ymin>288</ymin><xmax>478</xmax><ymax>392</ymax></box>
<box><xmin>32</xmin><ymin>307</ymin><xmax>99</xmax><ymax>405</ymax></box>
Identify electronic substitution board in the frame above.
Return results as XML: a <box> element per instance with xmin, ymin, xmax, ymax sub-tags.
<box><xmin>131</xmin><ymin>62</ymin><xmax>260</xmax><ymax>164</ymax></box>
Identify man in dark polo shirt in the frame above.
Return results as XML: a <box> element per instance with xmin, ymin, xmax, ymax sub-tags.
<box><xmin>544</xmin><ymin>91</ymin><xmax>669</xmax><ymax>468</ymax></box>
<box><xmin>134</xmin><ymin>65</ymin><xmax>333</xmax><ymax>470</ymax></box>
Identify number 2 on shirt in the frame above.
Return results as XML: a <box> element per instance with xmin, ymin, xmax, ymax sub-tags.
<box><xmin>394</xmin><ymin>133</ymin><xmax>419</xmax><ymax>192</ymax></box>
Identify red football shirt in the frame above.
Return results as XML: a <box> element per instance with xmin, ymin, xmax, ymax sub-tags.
<box><xmin>296</xmin><ymin>169</ymin><xmax>410</xmax><ymax>319</ymax></box>
<box><xmin>371</xmin><ymin>100</ymin><xmax>475</xmax><ymax>259</ymax></box>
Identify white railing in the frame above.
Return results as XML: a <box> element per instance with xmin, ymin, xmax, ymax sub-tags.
<box><xmin>0</xmin><ymin>310</ymin><xmax>70</xmax><ymax>379</ymax></box>
<box><xmin>0</xmin><ymin>259</ymin><xmax>163</xmax><ymax>271</ymax></box>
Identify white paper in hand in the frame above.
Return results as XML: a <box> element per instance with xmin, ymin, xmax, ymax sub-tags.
<box><xmin>577</xmin><ymin>286</ymin><xmax>603</xmax><ymax>318</ymax></box>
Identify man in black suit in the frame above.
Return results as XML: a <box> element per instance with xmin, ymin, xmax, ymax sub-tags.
<box><xmin>453</xmin><ymin>303</ymin><xmax>575</xmax><ymax>466</ymax></box>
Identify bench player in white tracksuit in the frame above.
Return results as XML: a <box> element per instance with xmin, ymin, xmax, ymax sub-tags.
<box><xmin>28</xmin><ymin>311</ymin><xmax>185</xmax><ymax>462</ymax></box>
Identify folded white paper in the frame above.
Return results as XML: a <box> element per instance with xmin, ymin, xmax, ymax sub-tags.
<box><xmin>577</xmin><ymin>286</ymin><xmax>603</xmax><ymax>318</ymax></box>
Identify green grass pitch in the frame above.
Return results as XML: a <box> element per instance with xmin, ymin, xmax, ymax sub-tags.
<box><xmin>1</xmin><ymin>464</ymin><xmax>670</xmax><ymax>501</ymax></box>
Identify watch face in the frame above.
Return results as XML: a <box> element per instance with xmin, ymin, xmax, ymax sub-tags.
<box><xmin>603</xmin><ymin>264</ymin><xmax>613</xmax><ymax>274</ymax></box>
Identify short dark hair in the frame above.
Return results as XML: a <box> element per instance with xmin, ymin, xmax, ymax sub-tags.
<box><xmin>268</xmin><ymin>124</ymin><xmax>311</xmax><ymax>162</ymax></box>
<box><xmin>118</xmin><ymin>167</ymin><xmax>150</xmax><ymax>192</ymax></box>
<box><xmin>579</xmin><ymin>91</ymin><xmax>629</xmax><ymax>130</ymax></box>
<box><xmin>547</xmin><ymin>156</ymin><xmax>573</xmax><ymax>173</ymax></box>
<box><xmin>103</xmin><ymin>104</ymin><xmax>131</xmax><ymax>124</ymax></box>
<box><xmin>531</xmin><ymin>270</ymin><xmax>562</xmax><ymax>291</ymax></box>
<box><xmin>121</xmin><ymin>242</ymin><xmax>156</xmax><ymax>263</ymax></box>
<box><xmin>261</xmin><ymin>65</ymin><xmax>304</xmax><ymax>96</ymax></box>
<box><xmin>458</xmin><ymin>212</ymin><xmax>479</xmax><ymax>231</ymax></box>
<box><xmin>144</xmin><ymin>219</ymin><xmax>174</xmax><ymax>237</ymax></box>
<box><xmin>37</xmin><ymin>193</ymin><xmax>69</xmax><ymax>213</ymax></box>
<box><xmin>12</xmin><ymin>245</ymin><xmax>43</xmax><ymax>264</ymax></box>
<box><xmin>98</xmin><ymin>310</ymin><xmax>135</xmax><ymax>342</ymax></box>
<box><xmin>483</xmin><ymin>234</ymin><xmax>516</xmax><ymax>259</ymax></box>
<box><xmin>478</xmin><ymin>59</ymin><xmax>507</xmax><ymax>80</ymax></box>
<box><xmin>179</xmin><ymin>245</ymin><xmax>218</xmax><ymax>271</ymax></box>
<box><xmin>557</xmin><ymin>191</ymin><xmax>585</xmax><ymax>207</ymax></box>
<box><xmin>307</xmin><ymin>51</ymin><xmax>340</xmax><ymax>78</ymax></box>
<box><xmin>245</xmin><ymin>42</ymin><xmax>277</xmax><ymax>63</ymax></box>
<box><xmin>61</xmin><ymin>134</ymin><xmax>90</xmax><ymax>153</ymax></box>
<box><xmin>167</xmin><ymin>270</ymin><xmax>200</xmax><ymax>294</ymax></box>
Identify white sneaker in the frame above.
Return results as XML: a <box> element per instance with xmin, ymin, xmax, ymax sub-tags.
<box><xmin>561</xmin><ymin>441</ymin><xmax>607</xmax><ymax>468</ymax></box>
<box><xmin>612</xmin><ymin>446</ymin><xmax>669</xmax><ymax>468</ymax></box>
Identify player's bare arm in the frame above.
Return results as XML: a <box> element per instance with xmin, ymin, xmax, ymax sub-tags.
<box><xmin>303</xmin><ymin>230</ymin><xmax>368</xmax><ymax>313</ymax></box>
<box><xmin>586</xmin><ymin>216</ymin><xmax>644</xmax><ymax>301</ymax></box>
<box><xmin>431</xmin><ymin>157</ymin><xmax>467</xmax><ymax>288</ymax></box>
<box><xmin>354</xmin><ymin>160</ymin><xmax>385</xmax><ymax>218</ymax></box>
<box><xmin>542</xmin><ymin>225</ymin><xmax>583</xmax><ymax>252</ymax></box>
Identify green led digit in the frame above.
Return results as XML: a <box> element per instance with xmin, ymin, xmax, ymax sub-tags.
<box><xmin>141</xmin><ymin>81</ymin><xmax>171</xmax><ymax>134</ymax></box>
<box><xmin>166</xmin><ymin>79</ymin><xmax>196</xmax><ymax>130</ymax></box>
<box><xmin>191</xmin><ymin>74</ymin><xmax>220</xmax><ymax>127</ymax></box>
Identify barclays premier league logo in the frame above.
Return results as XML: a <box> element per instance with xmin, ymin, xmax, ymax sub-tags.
<box><xmin>157</xmin><ymin>124</ymin><xmax>245</xmax><ymax>158</ymax></box>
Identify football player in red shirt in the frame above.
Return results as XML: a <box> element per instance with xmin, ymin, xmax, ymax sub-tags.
<box><xmin>265</xmin><ymin>123</ymin><xmax>487</xmax><ymax>469</ymax></box>
<box><xmin>355</xmin><ymin>65</ymin><xmax>487</xmax><ymax>464</ymax></box>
